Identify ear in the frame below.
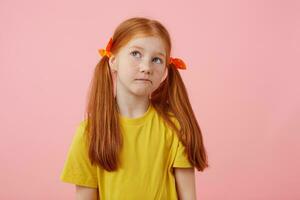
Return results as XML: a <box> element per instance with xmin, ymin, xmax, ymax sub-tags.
<box><xmin>109</xmin><ymin>54</ymin><xmax>118</xmax><ymax>72</ymax></box>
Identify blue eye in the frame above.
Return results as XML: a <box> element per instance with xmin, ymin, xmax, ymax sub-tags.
<box><xmin>130</xmin><ymin>50</ymin><xmax>141</xmax><ymax>57</ymax></box>
<box><xmin>153</xmin><ymin>57</ymin><xmax>163</xmax><ymax>64</ymax></box>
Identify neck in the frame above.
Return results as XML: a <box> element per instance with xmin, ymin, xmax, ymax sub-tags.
<box><xmin>115</xmin><ymin>89</ymin><xmax>150</xmax><ymax>119</ymax></box>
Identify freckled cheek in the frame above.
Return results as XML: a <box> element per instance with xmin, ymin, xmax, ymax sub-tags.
<box><xmin>120</xmin><ymin>59</ymin><xmax>138</xmax><ymax>72</ymax></box>
<box><xmin>121</xmin><ymin>67</ymin><xmax>137</xmax><ymax>80</ymax></box>
<box><xmin>153</xmin><ymin>68</ymin><xmax>165</xmax><ymax>76</ymax></box>
<box><xmin>130</xmin><ymin>61</ymin><xmax>143</xmax><ymax>73</ymax></box>
<box><xmin>130</xmin><ymin>60</ymin><xmax>141</xmax><ymax>68</ymax></box>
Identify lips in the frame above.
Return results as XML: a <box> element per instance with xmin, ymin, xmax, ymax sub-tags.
<box><xmin>135</xmin><ymin>79</ymin><xmax>152</xmax><ymax>83</ymax></box>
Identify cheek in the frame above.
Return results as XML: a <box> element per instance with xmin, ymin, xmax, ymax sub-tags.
<box><xmin>118</xmin><ymin>65</ymin><xmax>136</xmax><ymax>81</ymax></box>
<box><xmin>123</xmin><ymin>57</ymin><xmax>139</xmax><ymax>70</ymax></box>
<box><xmin>128</xmin><ymin>60</ymin><xmax>140</xmax><ymax>70</ymax></box>
<box><xmin>154</xmin><ymin>67</ymin><xmax>166</xmax><ymax>77</ymax></box>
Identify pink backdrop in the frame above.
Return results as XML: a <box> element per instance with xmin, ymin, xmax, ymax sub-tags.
<box><xmin>1</xmin><ymin>0</ymin><xmax>299</xmax><ymax>199</ymax></box>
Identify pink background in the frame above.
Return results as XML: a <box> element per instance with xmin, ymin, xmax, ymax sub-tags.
<box><xmin>1</xmin><ymin>0</ymin><xmax>299</xmax><ymax>199</ymax></box>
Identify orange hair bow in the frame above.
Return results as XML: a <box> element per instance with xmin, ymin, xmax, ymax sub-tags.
<box><xmin>98</xmin><ymin>37</ymin><xmax>187</xmax><ymax>70</ymax></box>
<box><xmin>168</xmin><ymin>57</ymin><xmax>187</xmax><ymax>70</ymax></box>
<box><xmin>98</xmin><ymin>37</ymin><xmax>113</xmax><ymax>58</ymax></box>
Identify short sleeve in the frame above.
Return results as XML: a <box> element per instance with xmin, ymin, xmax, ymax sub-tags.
<box><xmin>170</xmin><ymin>116</ymin><xmax>193</xmax><ymax>168</ymax></box>
<box><xmin>172</xmin><ymin>137</ymin><xmax>193</xmax><ymax>168</ymax></box>
<box><xmin>60</xmin><ymin>121</ymin><xmax>98</xmax><ymax>188</ymax></box>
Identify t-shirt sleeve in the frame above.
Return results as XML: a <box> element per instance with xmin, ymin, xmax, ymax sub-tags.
<box><xmin>172</xmin><ymin>137</ymin><xmax>193</xmax><ymax>168</ymax></box>
<box><xmin>60</xmin><ymin>121</ymin><xmax>98</xmax><ymax>188</ymax></box>
<box><xmin>170</xmin><ymin>116</ymin><xmax>193</xmax><ymax>168</ymax></box>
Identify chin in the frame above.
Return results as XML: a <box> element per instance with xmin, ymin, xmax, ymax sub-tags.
<box><xmin>131</xmin><ymin>89</ymin><xmax>151</xmax><ymax>97</ymax></box>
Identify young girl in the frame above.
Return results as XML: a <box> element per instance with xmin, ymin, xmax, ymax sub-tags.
<box><xmin>60</xmin><ymin>17</ymin><xmax>209</xmax><ymax>200</ymax></box>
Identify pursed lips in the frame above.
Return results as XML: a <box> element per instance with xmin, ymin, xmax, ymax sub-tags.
<box><xmin>135</xmin><ymin>79</ymin><xmax>152</xmax><ymax>84</ymax></box>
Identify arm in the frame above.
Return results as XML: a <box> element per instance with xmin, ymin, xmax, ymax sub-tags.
<box><xmin>174</xmin><ymin>168</ymin><xmax>197</xmax><ymax>200</ymax></box>
<box><xmin>75</xmin><ymin>185</ymin><xmax>99</xmax><ymax>200</ymax></box>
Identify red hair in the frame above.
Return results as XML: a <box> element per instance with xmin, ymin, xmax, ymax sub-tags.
<box><xmin>84</xmin><ymin>17</ymin><xmax>209</xmax><ymax>172</ymax></box>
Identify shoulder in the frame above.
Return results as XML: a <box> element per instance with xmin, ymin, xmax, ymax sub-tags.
<box><xmin>76</xmin><ymin>119</ymin><xmax>88</xmax><ymax>133</ymax></box>
<box><xmin>72</xmin><ymin>119</ymin><xmax>88</xmax><ymax>143</ymax></box>
<box><xmin>156</xmin><ymin>110</ymin><xmax>182</xmax><ymax>143</ymax></box>
<box><xmin>165</xmin><ymin>110</ymin><xmax>181</xmax><ymax>132</ymax></box>
<box><xmin>78</xmin><ymin>119</ymin><xmax>88</xmax><ymax>129</ymax></box>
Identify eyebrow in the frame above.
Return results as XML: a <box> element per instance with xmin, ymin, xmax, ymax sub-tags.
<box><xmin>129</xmin><ymin>45</ymin><xmax>166</xmax><ymax>57</ymax></box>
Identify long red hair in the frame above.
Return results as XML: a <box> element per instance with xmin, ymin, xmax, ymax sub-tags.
<box><xmin>84</xmin><ymin>17</ymin><xmax>209</xmax><ymax>172</ymax></box>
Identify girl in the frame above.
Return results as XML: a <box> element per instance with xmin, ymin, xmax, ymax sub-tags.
<box><xmin>60</xmin><ymin>17</ymin><xmax>209</xmax><ymax>200</ymax></box>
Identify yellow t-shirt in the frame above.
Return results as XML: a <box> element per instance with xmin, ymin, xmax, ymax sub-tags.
<box><xmin>60</xmin><ymin>103</ymin><xmax>193</xmax><ymax>199</ymax></box>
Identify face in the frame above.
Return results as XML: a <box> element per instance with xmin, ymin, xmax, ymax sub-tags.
<box><xmin>109</xmin><ymin>36</ymin><xmax>167</xmax><ymax>98</ymax></box>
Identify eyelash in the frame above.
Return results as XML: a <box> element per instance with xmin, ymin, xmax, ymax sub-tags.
<box><xmin>130</xmin><ymin>50</ymin><xmax>164</xmax><ymax>64</ymax></box>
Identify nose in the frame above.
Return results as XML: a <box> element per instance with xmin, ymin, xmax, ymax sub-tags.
<box><xmin>139</xmin><ymin>59</ymin><xmax>152</xmax><ymax>74</ymax></box>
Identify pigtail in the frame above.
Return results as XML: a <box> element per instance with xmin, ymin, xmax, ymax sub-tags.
<box><xmin>84</xmin><ymin>56</ymin><xmax>123</xmax><ymax>171</ymax></box>
<box><xmin>151</xmin><ymin>64</ymin><xmax>209</xmax><ymax>171</ymax></box>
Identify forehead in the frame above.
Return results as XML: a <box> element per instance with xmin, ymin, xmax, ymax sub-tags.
<box><xmin>125</xmin><ymin>36</ymin><xmax>166</xmax><ymax>56</ymax></box>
